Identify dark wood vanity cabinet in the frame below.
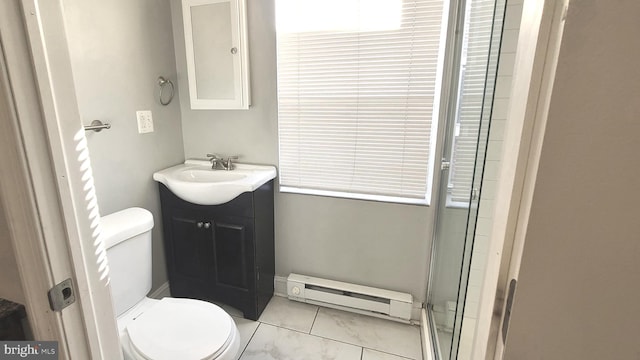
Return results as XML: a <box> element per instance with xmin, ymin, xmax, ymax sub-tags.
<box><xmin>158</xmin><ymin>181</ymin><xmax>274</xmax><ymax>320</ymax></box>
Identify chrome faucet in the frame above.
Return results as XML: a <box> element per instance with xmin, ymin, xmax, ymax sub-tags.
<box><xmin>207</xmin><ymin>154</ymin><xmax>239</xmax><ymax>171</ymax></box>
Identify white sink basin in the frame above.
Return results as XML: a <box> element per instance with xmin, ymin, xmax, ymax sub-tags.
<box><xmin>153</xmin><ymin>159</ymin><xmax>277</xmax><ymax>205</ymax></box>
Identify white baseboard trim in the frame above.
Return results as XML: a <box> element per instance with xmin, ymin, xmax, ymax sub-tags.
<box><xmin>422</xmin><ymin>308</ymin><xmax>435</xmax><ymax>360</ymax></box>
<box><xmin>274</xmin><ymin>275</ymin><xmax>288</xmax><ymax>297</ymax></box>
<box><xmin>149</xmin><ymin>282</ymin><xmax>171</xmax><ymax>299</ymax></box>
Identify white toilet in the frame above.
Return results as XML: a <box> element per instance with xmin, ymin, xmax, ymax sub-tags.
<box><xmin>102</xmin><ymin>207</ymin><xmax>240</xmax><ymax>360</ymax></box>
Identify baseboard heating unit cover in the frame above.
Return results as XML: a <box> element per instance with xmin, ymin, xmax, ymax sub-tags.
<box><xmin>286</xmin><ymin>273</ymin><xmax>413</xmax><ymax>321</ymax></box>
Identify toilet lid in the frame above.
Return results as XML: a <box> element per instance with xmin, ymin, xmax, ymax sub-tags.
<box><xmin>126</xmin><ymin>298</ymin><xmax>234</xmax><ymax>360</ymax></box>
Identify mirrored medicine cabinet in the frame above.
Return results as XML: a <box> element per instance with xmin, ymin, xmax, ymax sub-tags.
<box><xmin>182</xmin><ymin>0</ymin><xmax>250</xmax><ymax>109</ymax></box>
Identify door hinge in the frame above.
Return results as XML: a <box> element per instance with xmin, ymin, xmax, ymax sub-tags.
<box><xmin>502</xmin><ymin>278</ymin><xmax>517</xmax><ymax>343</ymax></box>
<box><xmin>48</xmin><ymin>278</ymin><xmax>76</xmax><ymax>312</ymax></box>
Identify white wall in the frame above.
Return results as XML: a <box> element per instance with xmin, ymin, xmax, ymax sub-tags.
<box><xmin>62</xmin><ymin>0</ymin><xmax>185</xmax><ymax>290</ymax></box>
<box><xmin>171</xmin><ymin>0</ymin><xmax>434</xmax><ymax>301</ymax></box>
<box><xmin>504</xmin><ymin>1</ymin><xmax>640</xmax><ymax>358</ymax></box>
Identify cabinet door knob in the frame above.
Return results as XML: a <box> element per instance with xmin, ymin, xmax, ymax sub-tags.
<box><xmin>204</xmin><ymin>222</ymin><xmax>211</xmax><ymax>229</ymax></box>
<box><xmin>196</xmin><ymin>222</ymin><xmax>203</xmax><ymax>228</ymax></box>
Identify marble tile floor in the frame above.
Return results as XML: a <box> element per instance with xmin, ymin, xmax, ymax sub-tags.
<box><xmin>227</xmin><ymin>296</ymin><xmax>423</xmax><ymax>360</ymax></box>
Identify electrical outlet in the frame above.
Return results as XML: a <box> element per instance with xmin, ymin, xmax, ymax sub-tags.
<box><xmin>136</xmin><ymin>110</ymin><xmax>154</xmax><ymax>134</ymax></box>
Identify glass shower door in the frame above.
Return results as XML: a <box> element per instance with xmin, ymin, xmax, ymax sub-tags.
<box><xmin>427</xmin><ymin>0</ymin><xmax>506</xmax><ymax>358</ymax></box>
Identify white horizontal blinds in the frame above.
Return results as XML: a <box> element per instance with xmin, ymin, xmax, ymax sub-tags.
<box><xmin>276</xmin><ymin>0</ymin><xmax>445</xmax><ymax>200</ymax></box>
<box><xmin>449</xmin><ymin>0</ymin><xmax>495</xmax><ymax>203</ymax></box>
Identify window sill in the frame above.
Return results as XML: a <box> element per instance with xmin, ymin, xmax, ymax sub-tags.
<box><xmin>280</xmin><ymin>186</ymin><xmax>430</xmax><ymax>206</ymax></box>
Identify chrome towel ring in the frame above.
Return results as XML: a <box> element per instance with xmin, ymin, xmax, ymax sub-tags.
<box><xmin>158</xmin><ymin>76</ymin><xmax>174</xmax><ymax>106</ymax></box>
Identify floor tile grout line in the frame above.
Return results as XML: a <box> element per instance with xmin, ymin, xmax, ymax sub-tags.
<box><xmin>309</xmin><ymin>306</ymin><xmax>320</xmax><ymax>334</ymax></box>
<box><xmin>260</xmin><ymin>322</ymin><xmax>364</xmax><ymax>349</ymax></box>
<box><xmin>237</xmin><ymin>322</ymin><xmax>261</xmax><ymax>360</ymax></box>
<box><xmin>361</xmin><ymin>346</ymin><xmax>416</xmax><ymax>360</ymax></box>
<box><xmin>309</xmin><ymin>330</ymin><xmax>418</xmax><ymax>359</ymax></box>
<box><xmin>257</xmin><ymin>309</ymin><xmax>318</xmax><ymax>335</ymax></box>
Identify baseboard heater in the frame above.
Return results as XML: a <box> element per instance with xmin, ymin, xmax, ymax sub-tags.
<box><xmin>287</xmin><ymin>273</ymin><xmax>413</xmax><ymax>321</ymax></box>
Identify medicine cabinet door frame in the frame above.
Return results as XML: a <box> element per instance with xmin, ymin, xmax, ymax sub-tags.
<box><xmin>182</xmin><ymin>0</ymin><xmax>250</xmax><ymax>109</ymax></box>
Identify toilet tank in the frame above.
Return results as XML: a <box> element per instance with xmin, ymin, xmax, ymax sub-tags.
<box><xmin>101</xmin><ymin>207</ymin><xmax>154</xmax><ymax>317</ymax></box>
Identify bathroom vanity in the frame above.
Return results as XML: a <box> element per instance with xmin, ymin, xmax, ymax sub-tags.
<box><xmin>157</xmin><ymin>179</ymin><xmax>274</xmax><ymax>321</ymax></box>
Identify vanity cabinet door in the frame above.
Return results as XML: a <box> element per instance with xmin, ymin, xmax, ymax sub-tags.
<box><xmin>165</xmin><ymin>211</ymin><xmax>215</xmax><ymax>299</ymax></box>
<box><xmin>212</xmin><ymin>217</ymin><xmax>253</xmax><ymax>290</ymax></box>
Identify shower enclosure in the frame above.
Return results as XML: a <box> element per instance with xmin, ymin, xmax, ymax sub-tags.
<box><xmin>427</xmin><ymin>0</ymin><xmax>507</xmax><ymax>358</ymax></box>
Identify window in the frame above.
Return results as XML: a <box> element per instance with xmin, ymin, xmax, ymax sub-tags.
<box><xmin>276</xmin><ymin>0</ymin><xmax>447</xmax><ymax>205</ymax></box>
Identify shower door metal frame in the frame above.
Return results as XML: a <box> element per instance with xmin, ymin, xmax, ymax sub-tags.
<box><xmin>424</xmin><ymin>0</ymin><xmax>469</xmax><ymax>357</ymax></box>
<box><xmin>425</xmin><ymin>0</ymin><xmax>467</xmax><ymax>306</ymax></box>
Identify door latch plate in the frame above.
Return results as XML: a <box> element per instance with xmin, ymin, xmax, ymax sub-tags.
<box><xmin>48</xmin><ymin>278</ymin><xmax>75</xmax><ymax>312</ymax></box>
<box><xmin>502</xmin><ymin>278</ymin><xmax>517</xmax><ymax>343</ymax></box>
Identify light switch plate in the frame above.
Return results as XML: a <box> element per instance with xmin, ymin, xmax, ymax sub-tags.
<box><xmin>136</xmin><ymin>110</ymin><xmax>154</xmax><ymax>134</ymax></box>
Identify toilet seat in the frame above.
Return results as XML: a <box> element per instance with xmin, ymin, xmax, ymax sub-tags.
<box><xmin>125</xmin><ymin>298</ymin><xmax>237</xmax><ymax>360</ymax></box>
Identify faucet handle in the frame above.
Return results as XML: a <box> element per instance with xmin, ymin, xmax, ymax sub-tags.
<box><xmin>226</xmin><ymin>155</ymin><xmax>239</xmax><ymax>170</ymax></box>
<box><xmin>207</xmin><ymin>154</ymin><xmax>223</xmax><ymax>170</ymax></box>
<box><xmin>207</xmin><ymin>153</ymin><xmax>223</xmax><ymax>165</ymax></box>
